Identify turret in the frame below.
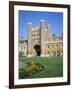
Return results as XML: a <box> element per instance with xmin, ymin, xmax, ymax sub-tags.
<box><xmin>27</xmin><ymin>22</ymin><xmax>32</xmax><ymax>56</ymax></box>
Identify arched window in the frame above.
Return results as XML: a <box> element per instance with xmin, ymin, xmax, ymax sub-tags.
<box><xmin>52</xmin><ymin>45</ymin><xmax>54</xmax><ymax>48</ymax></box>
<box><xmin>48</xmin><ymin>45</ymin><xmax>50</xmax><ymax>48</ymax></box>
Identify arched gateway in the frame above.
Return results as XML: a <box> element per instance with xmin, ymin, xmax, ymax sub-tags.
<box><xmin>34</xmin><ymin>45</ymin><xmax>41</xmax><ymax>56</ymax></box>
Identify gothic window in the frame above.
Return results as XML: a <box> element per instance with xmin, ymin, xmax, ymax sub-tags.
<box><xmin>48</xmin><ymin>51</ymin><xmax>50</xmax><ymax>54</ymax></box>
<box><xmin>52</xmin><ymin>45</ymin><xmax>54</xmax><ymax>48</ymax></box>
<box><xmin>48</xmin><ymin>45</ymin><xmax>50</xmax><ymax>48</ymax></box>
<box><xmin>52</xmin><ymin>51</ymin><xmax>54</xmax><ymax>53</ymax></box>
<box><xmin>24</xmin><ymin>47</ymin><xmax>25</xmax><ymax>50</ymax></box>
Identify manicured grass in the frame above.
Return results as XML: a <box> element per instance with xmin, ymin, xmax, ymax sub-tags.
<box><xmin>19</xmin><ymin>56</ymin><xmax>63</xmax><ymax>79</ymax></box>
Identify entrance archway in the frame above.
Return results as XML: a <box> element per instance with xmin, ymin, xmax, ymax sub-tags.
<box><xmin>34</xmin><ymin>45</ymin><xmax>41</xmax><ymax>56</ymax></box>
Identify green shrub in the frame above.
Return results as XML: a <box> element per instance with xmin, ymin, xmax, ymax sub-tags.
<box><xmin>19</xmin><ymin>68</ymin><xmax>30</xmax><ymax>79</ymax></box>
<box><xmin>34</xmin><ymin>63</ymin><xmax>45</xmax><ymax>72</ymax></box>
<box><xmin>19</xmin><ymin>60</ymin><xmax>45</xmax><ymax>78</ymax></box>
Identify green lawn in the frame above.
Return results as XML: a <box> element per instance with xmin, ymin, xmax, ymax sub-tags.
<box><xmin>19</xmin><ymin>56</ymin><xmax>63</xmax><ymax>79</ymax></box>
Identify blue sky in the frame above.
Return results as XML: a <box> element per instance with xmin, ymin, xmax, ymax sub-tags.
<box><xmin>19</xmin><ymin>10</ymin><xmax>63</xmax><ymax>40</ymax></box>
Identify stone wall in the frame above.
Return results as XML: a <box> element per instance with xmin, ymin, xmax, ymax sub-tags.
<box><xmin>19</xmin><ymin>20</ymin><xmax>63</xmax><ymax>57</ymax></box>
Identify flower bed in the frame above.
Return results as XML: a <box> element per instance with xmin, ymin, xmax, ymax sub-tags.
<box><xmin>19</xmin><ymin>60</ymin><xmax>45</xmax><ymax>79</ymax></box>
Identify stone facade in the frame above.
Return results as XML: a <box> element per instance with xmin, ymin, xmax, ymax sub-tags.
<box><xmin>19</xmin><ymin>20</ymin><xmax>63</xmax><ymax>57</ymax></box>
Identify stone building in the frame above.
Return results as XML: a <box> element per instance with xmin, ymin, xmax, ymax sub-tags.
<box><xmin>19</xmin><ymin>20</ymin><xmax>63</xmax><ymax>57</ymax></box>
